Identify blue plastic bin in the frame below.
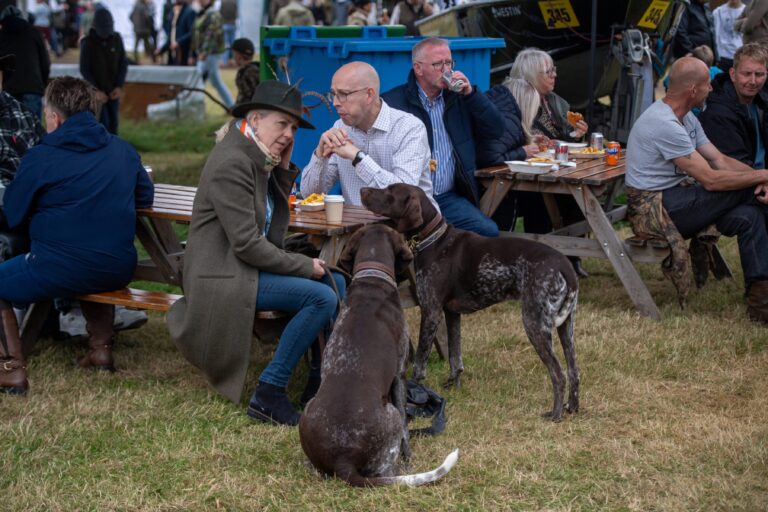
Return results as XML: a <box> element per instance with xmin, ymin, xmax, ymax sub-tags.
<box><xmin>263</xmin><ymin>27</ymin><xmax>506</xmax><ymax>171</ymax></box>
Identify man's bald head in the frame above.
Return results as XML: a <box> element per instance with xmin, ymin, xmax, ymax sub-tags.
<box><xmin>667</xmin><ymin>57</ymin><xmax>710</xmax><ymax>92</ymax></box>
<box><xmin>333</xmin><ymin>62</ymin><xmax>380</xmax><ymax>96</ymax></box>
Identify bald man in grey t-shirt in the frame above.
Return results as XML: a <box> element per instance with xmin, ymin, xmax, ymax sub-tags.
<box><xmin>626</xmin><ymin>57</ymin><xmax>768</xmax><ymax>323</ymax></box>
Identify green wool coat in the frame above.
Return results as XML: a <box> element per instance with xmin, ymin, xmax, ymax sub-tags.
<box><xmin>166</xmin><ymin>127</ymin><xmax>314</xmax><ymax>403</ymax></box>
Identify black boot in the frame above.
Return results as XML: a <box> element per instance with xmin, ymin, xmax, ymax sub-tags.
<box><xmin>247</xmin><ymin>381</ymin><xmax>300</xmax><ymax>426</ymax></box>
<box><xmin>299</xmin><ymin>374</ymin><xmax>321</xmax><ymax>409</ymax></box>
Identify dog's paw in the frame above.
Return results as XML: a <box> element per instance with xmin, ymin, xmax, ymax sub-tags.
<box><xmin>442</xmin><ymin>375</ymin><xmax>461</xmax><ymax>390</ymax></box>
<box><xmin>541</xmin><ymin>409</ymin><xmax>564</xmax><ymax>422</ymax></box>
<box><xmin>565</xmin><ymin>402</ymin><xmax>579</xmax><ymax>414</ymax></box>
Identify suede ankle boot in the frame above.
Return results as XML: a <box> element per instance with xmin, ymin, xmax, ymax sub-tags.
<box><xmin>247</xmin><ymin>381</ymin><xmax>300</xmax><ymax>426</ymax></box>
<box><xmin>299</xmin><ymin>374</ymin><xmax>321</xmax><ymax>409</ymax></box>
<box><xmin>77</xmin><ymin>302</ymin><xmax>116</xmax><ymax>372</ymax></box>
<box><xmin>0</xmin><ymin>300</ymin><xmax>27</xmax><ymax>395</ymax></box>
<box><xmin>747</xmin><ymin>280</ymin><xmax>768</xmax><ymax>325</ymax></box>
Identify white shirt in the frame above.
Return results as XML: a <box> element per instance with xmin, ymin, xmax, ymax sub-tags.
<box><xmin>301</xmin><ymin>99</ymin><xmax>439</xmax><ymax>210</ymax></box>
<box><xmin>713</xmin><ymin>2</ymin><xmax>746</xmax><ymax>60</ymax></box>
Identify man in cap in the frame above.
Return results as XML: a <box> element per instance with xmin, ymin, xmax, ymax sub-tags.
<box><xmin>168</xmin><ymin>81</ymin><xmax>345</xmax><ymax>426</ymax></box>
<box><xmin>231</xmin><ymin>37</ymin><xmax>260</xmax><ymax>105</ymax></box>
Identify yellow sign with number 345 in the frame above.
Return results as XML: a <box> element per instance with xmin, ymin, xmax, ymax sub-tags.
<box><xmin>538</xmin><ymin>0</ymin><xmax>580</xmax><ymax>30</ymax></box>
<box><xmin>638</xmin><ymin>0</ymin><xmax>670</xmax><ymax>29</ymax></box>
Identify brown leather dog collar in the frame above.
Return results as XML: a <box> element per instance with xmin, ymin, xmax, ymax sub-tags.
<box><xmin>408</xmin><ymin>214</ymin><xmax>447</xmax><ymax>253</ymax></box>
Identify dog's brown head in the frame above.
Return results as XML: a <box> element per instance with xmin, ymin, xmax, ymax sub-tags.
<box><xmin>338</xmin><ymin>224</ymin><xmax>413</xmax><ymax>279</ymax></box>
<box><xmin>360</xmin><ymin>184</ymin><xmax>437</xmax><ymax>234</ymax></box>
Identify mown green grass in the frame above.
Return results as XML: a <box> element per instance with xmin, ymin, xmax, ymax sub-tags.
<box><xmin>2</xmin><ymin>90</ymin><xmax>767</xmax><ymax>510</ymax></box>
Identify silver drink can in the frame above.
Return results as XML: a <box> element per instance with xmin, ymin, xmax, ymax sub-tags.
<box><xmin>554</xmin><ymin>141</ymin><xmax>569</xmax><ymax>162</ymax></box>
<box><xmin>590</xmin><ymin>132</ymin><xmax>604</xmax><ymax>150</ymax></box>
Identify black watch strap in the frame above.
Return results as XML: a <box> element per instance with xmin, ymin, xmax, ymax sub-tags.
<box><xmin>352</xmin><ymin>150</ymin><xmax>366</xmax><ymax>167</ymax></box>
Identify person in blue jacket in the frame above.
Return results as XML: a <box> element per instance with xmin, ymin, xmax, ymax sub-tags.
<box><xmin>382</xmin><ymin>37</ymin><xmax>503</xmax><ymax>237</ymax></box>
<box><xmin>155</xmin><ymin>0</ymin><xmax>195</xmax><ymax>66</ymax></box>
<box><xmin>0</xmin><ymin>76</ymin><xmax>154</xmax><ymax>396</ymax></box>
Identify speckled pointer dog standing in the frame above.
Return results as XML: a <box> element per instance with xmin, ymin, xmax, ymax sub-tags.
<box><xmin>299</xmin><ymin>224</ymin><xmax>458</xmax><ymax>486</ymax></box>
<box><xmin>361</xmin><ymin>184</ymin><xmax>580</xmax><ymax>421</ymax></box>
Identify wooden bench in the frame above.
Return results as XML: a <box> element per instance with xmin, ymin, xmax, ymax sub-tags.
<box><xmin>77</xmin><ymin>287</ymin><xmax>289</xmax><ymax>320</ymax></box>
<box><xmin>625</xmin><ymin>235</ymin><xmax>734</xmax><ymax>279</ymax></box>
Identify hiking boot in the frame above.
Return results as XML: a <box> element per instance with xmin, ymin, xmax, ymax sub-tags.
<box><xmin>746</xmin><ymin>280</ymin><xmax>768</xmax><ymax>325</ymax></box>
<box><xmin>247</xmin><ymin>382</ymin><xmax>300</xmax><ymax>426</ymax></box>
<box><xmin>299</xmin><ymin>374</ymin><xmax>321</xmax><ymax>409</ymax></box>
<box><xmin>0</xmin><ymin>300</ymin><xmax>27</xmax><ymax>395</ymax></box>
<box><xmin>76</xmin><ymin>302</ymin><xmax>116</xmax><ymax>372</ymax></box>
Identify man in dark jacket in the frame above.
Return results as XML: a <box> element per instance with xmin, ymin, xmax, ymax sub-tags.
<box><xmin>156</xmin><ymin>0</ymin><xmax>195</xmax><ymax>65</ymax></box>
<box><xmin>700</xmin><ymin>43</ymin><xmax>768</xmax><ymax>168</ymax></box>
<box><xmin>673</xmin><ymin>0</ymin><xmax>717</xmax><ymax>60</ymax></box>
<box><xmin>80</xmin><ymin>8</ymin><xmax>128</xmax><ymax>135</ymax></box>
<box><xmin>382</xmin><ymin>37</ymin><xmax>502</xmax><ymax>237</ymax></box>
<box><xmin>0</xmin><ymin>5</ymin><xmax>50</xmax><ymax>120</ymax></box>
<box><xmin>0</xmin><ymin>77</ymin><xmax>154</xmax><ymax>395</ymax></box>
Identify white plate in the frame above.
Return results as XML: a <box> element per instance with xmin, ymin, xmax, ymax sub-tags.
<box><xmin>297</xmin><ymin>202</ymin><xmax>324</xmax><ymax>212</ymax></box>
<box><xmin>557</xmin><ymin>141</ymin><xmax>588</xmax><ymax>148</ymax></box>
<box><xmin>505</xmin><ymin>161</ymin><xmax>557</xmax><ymax>174</ymax></box>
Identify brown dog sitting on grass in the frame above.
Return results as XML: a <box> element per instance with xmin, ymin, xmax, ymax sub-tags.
<box><xmin>361</xmin><ymin>184</ymin><xmax>580</xmax><ymax>421</ymax></box>
<box><xmin>299</xmin><ymin>224</ymin><xmax>458</xmax><ymax>487</ymax></box>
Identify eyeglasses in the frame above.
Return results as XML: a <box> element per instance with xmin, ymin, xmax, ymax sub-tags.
<box><xmin>419</xmin><ymin>59</ymin><xmax>456</xmax><ymax>71</ymax></box>
<box><xmin>541</xmin><ymin>66</ymin><xmax>557</xmax><ymax>77</ymax></box>
<box><xmin>327</xmin><ymin>88</ymin><xmax>367</xmax><ymax>102</ymax></box>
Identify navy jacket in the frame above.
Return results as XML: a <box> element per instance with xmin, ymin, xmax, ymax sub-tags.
<box><xmin>161</xmin><ymin>3</ymin><xmax>195</xmax><ymax>64</ymax></box>
<box><xmin>476</xmin><ymin>85</ymin><xmax>527</xmax><ymax>168</ymax></box>
<box><xmin>673</xmin><ymin>1</ymin><xmax>717</xmax><ymax>60</ymax></box>
<box><xmin>382</xmin><ymin>70</ymin><xmax>503</xmax><ymax>205</ymax></box>
<box><xmin>699</xmin><ymin>72</ymin><xmax>768</xmax><ymax>168</ymax></box>
<box><xmin>4</xmin><ymin>112</ymin><xmax>154</xmax><ymax>294</ymax></box>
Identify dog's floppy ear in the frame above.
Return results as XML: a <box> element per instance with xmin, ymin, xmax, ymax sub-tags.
<box><xmin>337</xmin><ymin>228</ymin><xmax>365</xmax><ymax>275</ymax></box>
<box><xmin>396</xmin><ymin>189</ymin><xmax>423</xmax><ymax>233</ymax></box>
<box><xmin>391</xmin><ymin>230</ymin><xmax>414</xmax><ymax>279</ymax></box>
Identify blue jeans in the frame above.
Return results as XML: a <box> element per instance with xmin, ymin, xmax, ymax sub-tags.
<box><xmin>222</xmin><ymin>24</ymin><xmax>236</xmax><ymax>61</ymax></box>
<box><xmin>436</xmin><ymin>191</ymin><xmax>499</xmax><ymax>237</ymax></box>
<box><xmin>663</xmin><ymin>184</ymin><xmax>768</xmax><ymax>286</ymax></box>
<box><xmin>197</xmin><ymin>53</ymin><xmax>234</xmax><ymax>109</ymax></box>
<box><xmin>256</xmin><ymin>270</ymin><xmax>346</xmax><ymax>388</ymax></box>
<box><xmin>19</xmin><ymin>94</ymin><xmax>43</xmax><ymax>121</ymax></box>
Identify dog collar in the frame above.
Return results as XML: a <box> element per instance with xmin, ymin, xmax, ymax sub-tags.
<box><xmin>409</xmin><ymin>221</ymin><xmax>448</xmax><ymax>253</ymax></box>
<box><xmin>352</xmin><ymin>265</ymin><xmax>398</xmax><ymax>289</ymax></box>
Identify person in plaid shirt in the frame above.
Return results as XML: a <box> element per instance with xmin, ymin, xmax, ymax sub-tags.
<box><xmin>0</xmin><ymin>55</ymin><xmax>44</xmax><ymax>188</ymax></box>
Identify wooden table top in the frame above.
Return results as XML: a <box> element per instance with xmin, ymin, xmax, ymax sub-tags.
<box><xmin>139</xmin><ymin>183</ymin><xmax>386</xmax><ymax>235</ymax></box>
<box><xmin>475</xmin><ymin>155</ymin><xmax>626</xmax><ymax>187</ymax></box>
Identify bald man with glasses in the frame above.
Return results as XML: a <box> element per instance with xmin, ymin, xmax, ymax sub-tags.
<box><xmin>301</xmin><ymin>61</ymin><xmax>438</xmax><ymax>209</ymax></box>
<box><xmin>382</xmin><ymin>37</ymin><xmax>502</xmax><ymax>237</ymax></box>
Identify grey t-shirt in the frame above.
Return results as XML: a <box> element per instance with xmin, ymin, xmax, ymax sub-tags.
<box><xmin>626</xmin><ymin>99</ymin><xmax>710</xmax><ymax>190</ymax></box>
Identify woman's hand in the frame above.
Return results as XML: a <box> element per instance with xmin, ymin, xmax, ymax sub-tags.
<box><xmin>523</xmin><ymin>143</ymin><xmax>540</xmax><ymax>159</ymax></box>
<box><xmin>573</xmin><ymin>120</ymin><xmax>589</xmax><ymax>139</ymax></box>
<box><xmin>311</xmin><ymin>258</ymin><xmax>326</xmax><ymax>279</ymax></box>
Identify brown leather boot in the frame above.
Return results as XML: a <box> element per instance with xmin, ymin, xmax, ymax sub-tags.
<box><xmin>0</xmin><ymin>300</ymin><xmax>28</xmax><ymax>395</ymax></box>
<box><xmin>747</xmin><ymin>281</ymin><xmax>768</xmax><ymax>325</ymax></box>
<box><xmin>77</xmin><ymin>301</ymin><xmax>116</xmax><ymax>372</ymax></box>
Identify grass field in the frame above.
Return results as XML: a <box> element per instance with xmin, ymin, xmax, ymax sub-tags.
<box><xmin>1</xmin><ymin>75</ymin><xmax>767</xmax><ymax>511</ymax></box>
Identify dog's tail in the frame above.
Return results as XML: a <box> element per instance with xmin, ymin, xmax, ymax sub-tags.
<box><xmin>340</xmin><ymin>449</ymin><xmax>460</xmax><ymax>488</ymax></box>
<box><xmin>554</xmin><ymin>282</ymin><xmax>578</xmax><ymax>329</ymax></box>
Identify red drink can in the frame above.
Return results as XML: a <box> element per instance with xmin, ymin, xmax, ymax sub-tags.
<box><xmin>554</xmin><ymin>141</ymin><xmax>569</xmax><ymax>162</ymax></box>
<box><xmin>606</xmin><ymin>141</ymin><xmax>620</xmax><ymax>165</ymax></box>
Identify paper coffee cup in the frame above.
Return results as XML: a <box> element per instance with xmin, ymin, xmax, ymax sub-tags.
<box><xmin>324</xmin><ymin>195</ymin><xmax>344</xmax><ymax>224</ymax></box>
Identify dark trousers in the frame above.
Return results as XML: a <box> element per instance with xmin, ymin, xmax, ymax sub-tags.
<box><xmin>662</xmin><ymin>184</ymin><xmax>768</xmax><ymax>286</ymax></box>
<box><xmin>99</xmin><ymin>98</ymin><xmax>120</xmax><ymax>135</ymax></box>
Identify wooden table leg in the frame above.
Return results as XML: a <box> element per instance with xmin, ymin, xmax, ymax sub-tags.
<box><xmin>135</xmin><ymin>217</ymin><xmax>182</xmax><ymax>286</ymax></box>
<box><xmin>20</xmin><ymin>301</ymin><xmax>53</xmax><ymax>358</ymax></box>
<box><xmin>568</xmin><ymin>184</ymin><xmax>662</xmax><ymax>321</ymax></box>
<box><xmin>479</xmin><ymin>177</ymin><xmax>514</xmax><ymax>217</ymax></box>
<box><xmin>319</xmin><ymin>235</ymin><xmax>345</xmax><ymax>265</ymax></box>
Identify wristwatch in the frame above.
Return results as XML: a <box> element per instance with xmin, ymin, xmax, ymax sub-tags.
<box><xmin>352</xmin><ymin>150</ymin><xmax>366</xmax><ymax>167</ymax></box>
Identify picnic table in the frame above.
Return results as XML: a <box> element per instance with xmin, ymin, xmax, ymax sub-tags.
<box><xmin>475</xmin><ymin>155</ymin><xmax>666</xmax><ymax>320</ymax></box>
<box><xmin>134</xmin><ymin>183</ymin><xmax>387</xmax><ymax>286</ymax></box>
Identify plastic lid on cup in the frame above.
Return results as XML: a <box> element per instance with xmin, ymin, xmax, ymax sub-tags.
<box><xmin>325</xmin><ymin>195</ymin><xmax>344</xmax><ymax>202</ymax></box>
